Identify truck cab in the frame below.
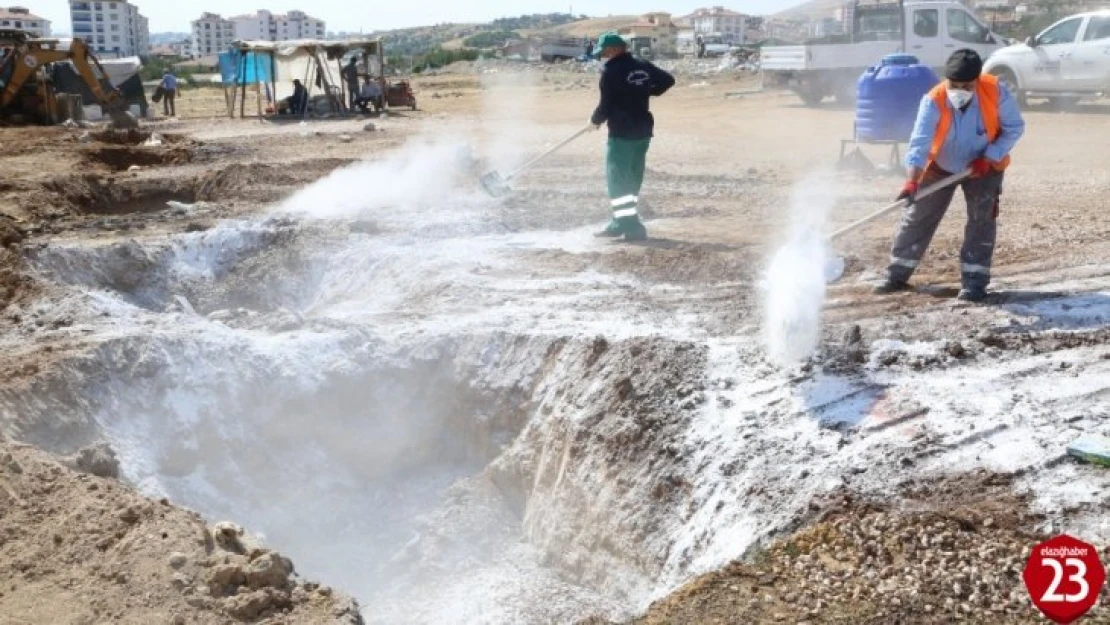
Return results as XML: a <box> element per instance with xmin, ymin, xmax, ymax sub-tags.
<box><xmin>901</xmin><ymin>1</ymin><xmax>1003</xmax><ymax>65</ymax></box>
<box><xmin>983</xmin><ymin>10</ymin><xmax>1110</xmax><ymax>107</ymax></box>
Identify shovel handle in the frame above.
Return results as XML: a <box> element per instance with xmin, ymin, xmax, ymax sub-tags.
<box><xmin>505</xmin><ymin>124</ymin><xmax>595</xmax><ymax>181</ymax></box>
<box><xmin>828</xmin><ymin>170</ymin><xmax>971</xmax><ymax>242</ymax></box>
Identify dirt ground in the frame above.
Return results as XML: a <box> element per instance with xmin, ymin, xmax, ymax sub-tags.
<box><xmin>0</xmin><ymin>438</ymin><xmax>362</xmax><ymax>625</ymax></box>
<box><xmin>1</xmin><ymin>64</ymin><xmax>1109</xmax><ymax>623</ymax></box>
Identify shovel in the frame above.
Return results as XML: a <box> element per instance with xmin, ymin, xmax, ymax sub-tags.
<box><xmin>480</xmin><ymin>124</ymin><xmax>594</xmax><ymax>197</ymax></box>
<box><xmin>825</xmin><ymin>170</ymin><xmax>971</xmax><ymax>283</ymax></box>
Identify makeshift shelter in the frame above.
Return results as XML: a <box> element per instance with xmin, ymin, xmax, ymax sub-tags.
<box><xmin>221</xmin><ymin>38</ymin><xmax>385</xmax><ymax>120</ymax></box>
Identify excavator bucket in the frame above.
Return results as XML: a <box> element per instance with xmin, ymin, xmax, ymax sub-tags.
<box><xmin>108</xmin><ymin>110</ymin><xmax>138</xmax><ymax>130</ymax></box>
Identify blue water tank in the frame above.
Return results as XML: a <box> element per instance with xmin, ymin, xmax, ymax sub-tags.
<box><xmin>855</xmin><ymin>54</ymin><xmax>939</xmax><ymax>143</ymax></box>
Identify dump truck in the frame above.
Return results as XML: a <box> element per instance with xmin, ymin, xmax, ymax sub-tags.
<box><xmin>539</xmin><ymin>37</ymin><xmax>586</xmax><ymax>62</ymax></box>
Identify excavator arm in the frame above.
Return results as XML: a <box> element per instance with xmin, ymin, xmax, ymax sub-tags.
<box><xmin>68</xmin><ymin>38</ymin><xmax>127</xmax><ymax>113</ymax></box>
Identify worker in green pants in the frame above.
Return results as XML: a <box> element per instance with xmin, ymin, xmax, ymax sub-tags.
<box><xmin>590</xmin><ymin>32</ymin><xmax>675</xmax><ymax>241</ymax></box>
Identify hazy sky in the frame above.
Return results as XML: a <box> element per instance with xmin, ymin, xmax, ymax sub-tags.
<box><xmin>36</xmin><ymin>1</ymin><xmax>804</xmax><ymax>34</ymax></box>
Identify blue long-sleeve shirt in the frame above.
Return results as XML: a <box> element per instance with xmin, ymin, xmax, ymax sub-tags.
<box><xmin>905</xmin><ymin>84</ymin><xmax>1025</xmax><ymax>173</ymax></box>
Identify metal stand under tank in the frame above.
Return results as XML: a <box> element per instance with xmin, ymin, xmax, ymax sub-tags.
<box><xmin>837</xmin><ymin>53</ymin><xmax>939</xmax><ymax>176</ymax></box>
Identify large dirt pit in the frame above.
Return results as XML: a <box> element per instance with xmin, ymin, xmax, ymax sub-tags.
<box><xmin>2</xmin><ymin>70</ymin><xmax>1109</xmax><ymax>624</ymax></box>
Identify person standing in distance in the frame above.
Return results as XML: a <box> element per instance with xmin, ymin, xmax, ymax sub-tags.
<box><xmin>876</xmin><ymin>48</ymin><xmax>1025</xmax><ymax>302</ymax></box>
<box><xmin>160</xmin><ymin>70</ymin><xmax>178</xmax><ymax>117</ymax></box>
<box><xmin>589</xmin><ymin>32</ymin><xmax>675</xmax><ymax>242</ymax></box>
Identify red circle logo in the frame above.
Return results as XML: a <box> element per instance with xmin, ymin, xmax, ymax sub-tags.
<box><xmin>1022</xmin><ymin>535</ymin><xmax>1106</xmax><ymax>624</ymax></box>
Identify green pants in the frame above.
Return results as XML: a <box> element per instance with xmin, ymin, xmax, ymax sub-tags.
<box><xmin>605</xmin><ymin>137</ymin><xmax>651</xmax><ymax>231</ymax></box>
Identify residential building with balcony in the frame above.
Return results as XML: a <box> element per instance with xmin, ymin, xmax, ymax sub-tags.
<box><xmin>191</xmin><ymin>12</ymin><xmax>235</xmax><ymax>57</ymax></box>
<box><xmin>68</xmin><ymin>0</ymin><xmax>150</xmax><ymax>58</ymax></box>
<box><xmin>689</xmin><ymin>6</ymin><xmax>750</xmax><ymax>44</ymax></box>
<box><xmin>0</xmin><ymin>6</ymin><xmax>50</xmax><ymax>37</ymax></box>
<box><xmin>228</xmin><ymin>9</ymin><xmax>327</xmax><ymax>42</ymax></box>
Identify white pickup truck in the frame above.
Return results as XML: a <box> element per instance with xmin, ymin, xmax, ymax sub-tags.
<box><xmin>762</xmin><ymin>0</ymin><xmax>1006</xmax><ymax>106</ymax></box>
<box><xmin>984</xmin><ymin>10</ymin><xmax>1110</xmax><ymax>107</ymax></box>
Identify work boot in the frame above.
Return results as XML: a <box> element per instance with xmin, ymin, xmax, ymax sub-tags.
<box><xmin>957</xmin><ymin>286</ymin><xmax>988</xmax><ymax>302</ymax></box>
<box><xmin>873</xmin><ymin>278</ymin><xmax>909</xmax><ymax>294</ymax></box>
<box><xmin>622</xmin><ymin>218</ymin><xmax>648</xmax><ymax>242</ymax></box>
<box><xmin>594</xmin><ymin>218</ymin><xmax>622</xmax><ymax>238</ymax></box>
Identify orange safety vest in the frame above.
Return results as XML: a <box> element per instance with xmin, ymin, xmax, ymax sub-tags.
<box><xmin>924</xmin><ymin>74</ymin><xmax>1011</xmax><ymax>177</ymax></box>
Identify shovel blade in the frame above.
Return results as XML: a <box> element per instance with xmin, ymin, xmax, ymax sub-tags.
<box><xmin>824</xmin><ymin>254</ymin><xmax>846</xmax><ymax>284</ymax></box>
<box><xmin>479</xmin><ymin>171</ymin><xmax>510</xmax><ymax>198</ymax></box>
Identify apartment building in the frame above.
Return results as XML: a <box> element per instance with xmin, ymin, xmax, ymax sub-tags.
<box><xmin>228</xmin><ymin>9</ymin><xmax>326</xmax><ymax>42</ymax></box>
<box><xmin>0</xmin><ymin>6</ymin><xmax>50</xmax><ymax>37</ymax></box>
<box><xmin>69</xmin><ymin>0</ymin><xmax>150</xmax><ymax>58</ymax></box>
<box><xmin>621</xmin><ymin>12</ymin><xmax>680</xmax><ymax>56</ymax></box>
<box><xmin>191</xmin><ymin>12</ymin><xmax>234</xmax><ymax>57</ymax></box>
<box><xmin>689</xmin><ymin>6</ymin><xmax>749</xmax><ymax>44</ymax></box>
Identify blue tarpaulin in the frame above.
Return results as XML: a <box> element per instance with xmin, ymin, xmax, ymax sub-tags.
<box><xmin>218</xmin><ymin>51</ymin><xmax>273</xmax><ymax>85</ymax></box>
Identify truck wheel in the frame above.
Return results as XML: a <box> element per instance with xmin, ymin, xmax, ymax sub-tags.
<box><xmin>799</xmin><ymin>89</ymin><xmax>824</xmax><ymax>107</ymax></box>
<box><xmin>991</xmin><ymin>68</ymin><xmax>1026</xmax><ymax>108</ymax></box>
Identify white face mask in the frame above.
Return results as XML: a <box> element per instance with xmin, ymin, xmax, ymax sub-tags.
<box><xmin>948</xmin><ymin>88</ymin><xmax>974</xmax><ymax>109</ymax></box>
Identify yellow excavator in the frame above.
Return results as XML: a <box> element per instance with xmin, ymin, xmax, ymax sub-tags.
<box><xmin>0</xmin><ymin>29</ymin><xmax>137</xmax><ymax>129</ymax></box>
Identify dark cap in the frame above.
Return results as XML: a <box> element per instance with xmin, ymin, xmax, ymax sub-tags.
<box><xmin>945</xmin><ymin>48</ymin><xmax>983</xmax><ymax>82</ymax></box>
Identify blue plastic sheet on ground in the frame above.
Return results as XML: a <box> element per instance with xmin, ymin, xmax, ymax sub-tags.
<box><xmin>218</xmin><ymin>51</ymin><xmax>273</xmax><ymax>85</ymax></box>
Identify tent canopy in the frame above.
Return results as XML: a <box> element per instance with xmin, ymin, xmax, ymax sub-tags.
<box><xmin>225</xmin><ymin>38</ymin><xmax>385</xmax><ymax>106</ymax></box>
<box><xmin>233</xmin><ymin>38</ymin><xmax>383</xmax><ymax>59</ymax></box>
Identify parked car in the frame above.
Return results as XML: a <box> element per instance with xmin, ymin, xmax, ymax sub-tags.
<box><xmin>762</xmin><ymin>0</ymin><xmax>1005</xmax><ymax>106</ymax></box>
<box><xmin>984</xmin><ymin>10</ymin><xmax>1110</xmax><ymax>107</ymax></box>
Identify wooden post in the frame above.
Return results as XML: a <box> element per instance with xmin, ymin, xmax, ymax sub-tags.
<box><xmin>301</xmin><ymin>52</ymin><xmax>312</xmax><ymax>120</ymax></box>
<box><xmin>337</xmin><ymin>57</ymin><xmax>347</xmax><ymax>114</ymax></box>
<box><xmin>224</xmin><ymin>84</ymin><xmax>234</xmax><ymax>118</ymax></box>
<box><xmin>238</xmin><ymin>53</ymin><xmax>247</xmax><ymax>119</ymax></box>
<box><xmin>269</xmin><ymin>52</ymin><xmax>277</xmax><ymax>117</ymax></box>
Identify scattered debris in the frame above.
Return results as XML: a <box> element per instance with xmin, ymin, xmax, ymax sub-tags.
<box><xmin>1067</xmin><ymin>434</ymin><xmax>1110</xmax><ymax>467</ymax></box>
<box><xmin>62</xmin><ymin>442</ymin><xmax>120</xmax><ymax>478</ymax></box>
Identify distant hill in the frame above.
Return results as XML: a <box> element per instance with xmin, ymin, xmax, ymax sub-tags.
<box><xmin>373</xmin><ymin>13</ymin><xmax>640</xmax><ymax>57</ymax></box>
<box><xmin>773</xmin><ymin>0</ymin><xmax>845</xmax><ymax>20</ymax></box>
<box><xmin>539</xmin><ymin>16</ymin><xmax>638</xmax><ymax>39</ymax></box>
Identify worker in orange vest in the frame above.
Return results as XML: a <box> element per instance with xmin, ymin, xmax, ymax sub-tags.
<box><xmin>875</xmin><ymin>48</ymin><xmax>1025</xmax><ymax>302</ymax></box>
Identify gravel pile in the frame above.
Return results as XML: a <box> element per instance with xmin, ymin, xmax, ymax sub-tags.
<box><xmin>608</xmin><ymin>472</ymin><xmax>1110</xmax><ymax>625</ymax></box>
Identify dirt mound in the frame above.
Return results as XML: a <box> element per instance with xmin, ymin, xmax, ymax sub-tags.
<box><xmin>0</xmin><ymin>218</ymin><xmax>33</xmax><ymax>311</ymax></box>
<box><xmin>619</xmin><ymin>471</ymin><xmax>1110</xmax><ymax>625</ymax></box>
<box><xmin>194</xmin><ymin>159</ymin><xmax>359</xmax><ymax>204</ymax></box>
<box><xmin>0</xmin><ymin>439</ymin><xmax>364</xmax><ymax>624</ymax></box>
<box><xmin>195</xmin><ymin>164</ymin><xmax>296</xmax><ymax>203</ymax></box>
